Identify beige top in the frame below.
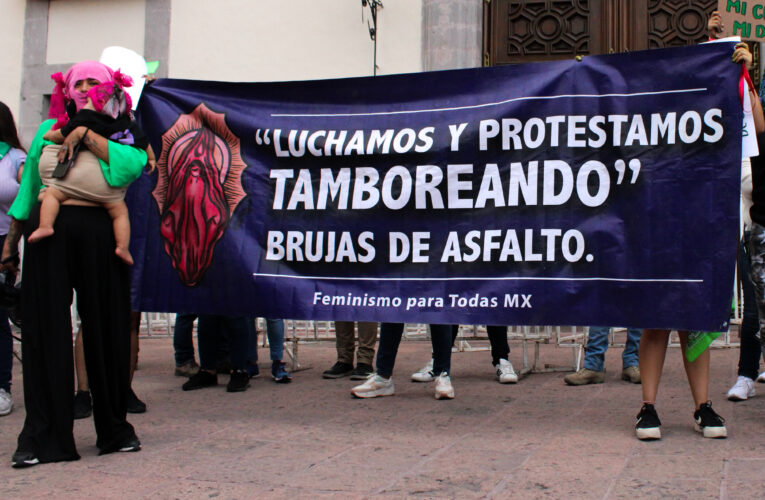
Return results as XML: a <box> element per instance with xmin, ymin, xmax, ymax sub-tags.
<box><xmin>38</xmin><ymin>145</ymin><xmax>126</xmax><ymax>204</ymax></box>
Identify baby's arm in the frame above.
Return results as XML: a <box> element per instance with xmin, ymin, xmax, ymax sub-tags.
<box><xmin>42</xmin><ymin>129</ymin><xmax>65</xmax><ymax>144</ymax></box>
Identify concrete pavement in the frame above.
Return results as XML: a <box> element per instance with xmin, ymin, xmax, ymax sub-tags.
<box><xmin>1</xmin><ymin>334</ymin><xmax>763</xmax><ymax>499</ymax></box>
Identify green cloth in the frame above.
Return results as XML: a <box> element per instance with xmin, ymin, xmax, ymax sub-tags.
<box><xmin>8</xmin><ymin>119</ymin><xmax>147</xmax><ymax>221</ymax></box>
<box><xmin>0</xmin><ymin>141</ymin><xmax>9</xmax><ymax>160</ymax></box>
<box><xmin>685</xmin><ymin>331</ymin><xmax>722</xmax><ymax>362</ymax></box>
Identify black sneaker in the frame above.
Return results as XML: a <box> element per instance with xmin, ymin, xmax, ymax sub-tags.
<box><xmin>118</xmin><ymin>436</ymin><xmax>141</xmax><ymax>452</ymax></box>
<box><xmin>182</xmin><ymin>370</ymin><xmax>218</xmax><ymax>391</ymax></box>
<box><xmin>11</xmin><ymin>451</ymin><xmax>39</xmax><ymax>468</ymax></box>
<box><xmin>322</xmin><ymin>362</ymin><xmax>353</xmax><ymax>379</ymax></box>
<box><xmin>127</xmin><ymin>388</ymin><xmax>147</xmax><ymax>414</ymax></box>
<box><xmin>350</xmin><ymin>363</ymin><xmax>374</xmax><ymax>380</ymax></box>
<box><xmin>227</xmin><ymin>369</ymin><xmax>250</xmax><ymax>392</ymax></box>
<box><xmin>635</xmin><ymin>404</ymin><xmax>661</xmax><ymax>440</ymax></box>
<box><xmin>73</xmin><ymin>390</ymin><xmax>92</xmax><ymax>419</ymax></box>
<box><xmin>694</xmin><ymin>402</ymin><xmax>727</xmax><ymax>438</ymax></box>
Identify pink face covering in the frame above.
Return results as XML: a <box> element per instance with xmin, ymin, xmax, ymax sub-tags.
<box><xmin>63</xmin><ymin>61</ymin><xmax>114</xmax><ymax>110</ymax></box>
<box><xmin>48</xmin><ymin>61</ymin><xmax>114</xmax><ymax>129</ymax></box>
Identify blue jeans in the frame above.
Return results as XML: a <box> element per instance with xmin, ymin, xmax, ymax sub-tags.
<box><xmin>248</xmin><ymin>319</ymin><xmax>285</xmax><ymax>363</ymax></box>
<box><xmin>376</xmin><ymin>323</ymin><xmax>453</xmax><ymax>378</ymax></box>
<box><xmin>197</xmin><ymin>315</ymin><xmax>249</xmax><ymax>371</ymax></box>
<box><xmin>173</xmin><ymin>313</ymin><xmax>197</xmax><ymax>366</ymax></box>
<box><xmin>584</xmin><ymin>326</ymin><xmax>642</xmax><ymax>372</ymax></box>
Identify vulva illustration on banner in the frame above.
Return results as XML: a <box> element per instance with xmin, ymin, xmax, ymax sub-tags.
<box><xmin>129</xmin><ymin>41</ymin><xmax>742</xmax><ymax>331</ymax></box>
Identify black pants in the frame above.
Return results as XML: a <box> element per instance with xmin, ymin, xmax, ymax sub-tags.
<box><xmin>16</xmin><ymin>205</ymin><xmax>135</xmax><ymax>462</ymax></box>
<box><xmin>444</xmin><ymin>325</ymin><xmax>510</xmax><ymax>366</ymax></box>
<box><xmin>376</xmin><ymin>323</ymin><xmax>453</xmax><ymax>377</ymax></box>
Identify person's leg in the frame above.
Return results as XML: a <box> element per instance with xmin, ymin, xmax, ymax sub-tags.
<box><xmin>28</xmin><ymin>187</ymin><xmax>67</xmax><ymax>242</ymax></box>
<box><xmin>333</xmin><ymin>321</ymin><xmax>356</xmax><ymax>366</ymax></box>
<box><xmin>486</xmin><ymin>325</ymin><xmax>510</xmax><ymax>366</ymax></box>
<box><xmin>15</xmin><ymin>203</ymin><xmax>80</xmax><ymax>464</ymax></box>
<box><xmin>622</xmin><ymin>328</ymin><xmax>643</xmax><ymax>368</ymax></box>
<box><xmin>173</xmin><ymin>314</ymin><xmax>197</xmax><ymax>367</ymax></box>
<box><xmin>72</xmin><ymin>207</ymin><xmax>137</xmax><ymax>454</ymax></box>
<box><xmin>746</xmin><ymin>222</ymin><xmax>765</xmax><ymax>372</ymax></box>
<box><xmin>0</xmin><ymin>303</ymin><xmax>13</xmax><ymax>415</ymax></box>
<box><xmin>430</xmin><ymin>324</ymin><xmax>454</xmax><ymax>376</ymax></box>
<box><xmin>738</xmin><ymin>233</ymin><xmax>760</xmax><ymax>380</ymax></box>
<box><xmin>639</xmin><ymin>329</ymin><xmax>669</xmax><ymax>404</ymax></box>
<box><xmin>222</xmin><ymin>316</ymin><xmax>251</xmax><ymax>392</ymax></box>
<box><xmin>74</xmin><ymin>329</ymin><xmax>89</xmax><ymax>392</ymax></box>
<box><xmin>129</xmin><ymin>311</ymin><xmax>140</xmax><ymax>382</ymax></box>
<box><xmin>196</xmin><ymin>315</ymin><xmax>221</xmax><ymax>371</ymax></box>
<box><xmin>583</xmin><ymin>326</ymin><xmax>610</xmax><ymax>372</ymax></box>
<box><xmin>375</xmin><ymin>323</ymin><xmax>405</xmax><ymax>378</ymax></box>
<box><xmin>104</xmin><ymin>201</ymin><xmax>133</xmax><ymax>265</ymax></box>
<box><xmin>266</xmin><ymin>318</ymin><xmax>284</xmax><ymax>361</ymax></box>
<box><xmin>355</xmin><ymin>322</ymin><xmax>378</xmax><ymax>367</ymax></box>
<box><xmin>677</xmin><ymin>331</ymin><xmax>709</xmax><ymax>409</ymax></box>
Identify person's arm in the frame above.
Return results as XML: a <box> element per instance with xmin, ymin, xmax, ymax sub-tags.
<box><xmin>0</xmin><ymin>218</ymin><xmax>23</xmax><ymax>274</ymax></box>
<box><xmin>58</xmin><ymin>125</ymin><xmax>110</xmax><ymax>163</ymax></box>
<box><xmin>708</xmin><ymin>11</ymin><xmax>723</xmax><ymax>39</ymax></box>
<box><xmin>732</xmin><ymin>43</ymin><xmax>765</xmax><ymax>133</ymax></box>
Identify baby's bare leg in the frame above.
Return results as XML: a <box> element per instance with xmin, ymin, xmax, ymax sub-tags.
<box><xmin>105</xmin><ymin>201</ymin><xmax>133</xmax><ymax>265</ymax></box>
<box><xmin>28</xmin><ymin>187</ymin><xmax>69</xmax><ymax>242</ymax></box>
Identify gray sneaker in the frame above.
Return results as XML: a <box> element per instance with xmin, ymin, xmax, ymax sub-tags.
<box><xmin>0</xmin><ymin>388</ymin><xmax>12</xmax><ymax>416</ymax></box>
<box><xmin>621</xmin><ymin>365</ymin><xmax>641</xmax><ymax>384</ymax></box>
<box><xmin>175</xmin><ymin>360</ymin><xmax>200</xmax><ymax>377</ymax></box>
<box><xmin>564</xmin><ymin>368</ymin><xmax>605</xmax><ymax>386</ymax></box>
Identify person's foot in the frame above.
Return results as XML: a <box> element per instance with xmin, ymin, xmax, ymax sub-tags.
<box><xmin>118</xmin><ymin>436</ymin><xmax>141</xmax><ymax>452</ymax></box>
<box><xmin>115</xmin><ymin>247</ymin><xmax>134</xmax><ymax>265</ymax></box>
<box><xmin>621</xmin><ymin>365</ymin><xmax>641</xmax><ymax>384</ymax></box>
<box><xmin>411</xmin><ymin>359</ymin><xmax>435</xmax><ymax>382</ymax></box>
<box><xmin>28</xmin><ymin>227</ymin><xmax>54</xmax><ymax>243</ymax></box>
<box><xmin>694</xmin><ymin>402</ymin><xmax>727</xmax><ymax>438</ymax></box>
<box><xmin>350</xmin><ymin>363</ymin><xmax>374</xmax><ymax>380</ymax></box>
<box><xmin>434</xmin><ymin>372</ymin><xmax>455</xmax><ymax>400</ymax></box>
<box><xmin>322</xmin><ymin>361</ymin><xmax>353</xmax><ymax>379</ymax></box>
<box><xmin>635</xmin><ymin>403</ymin><xmax>661</xmax><ymax>440</ymax></box>
<box><xmin>73</xmin><ymin>390</ymin><xmax>92</xmax><ymax>419</ymax></box>
<box><xmin>0</xmin><ymin>388</ymin><xmax>13</xmax><ymax>416</ymax></box>
<box><xmin>757</xmin><ymin>371</ymin><xmax>765</xmax><ymax>383</ymax></box>
<box><xmin>227</xmin><ymin>369</ymin><xmax>250</xmax><ymax>392</ymax></box>
<box><xmin>271</xmin><ymin>361</ymin><xmax>292</xmax><ymax>383</ymax></box>
<box><xmin>564</xmin><ymin>368</ymin><xmax>605</xmax><ymax>386</ymax></box>
<box><xmin>127</xmin><ymin>388</ymin><xmax>147</xmax><ymax>413</ymax></box>
<box><xmin>727</xmin><ymin>376</ymin><xmax>756</xmax><ymax>401</ymax></box>
<box><xmin>174</xmin><ymin>360</ymin><xmax>200</xmax><ymax>377</ymax></box>
<box><xmin>351</xmin><ymin>374</ymin><xmax>394</xmax><ymax>398</ymax></box>
<box><xmin>182</xmin><ymin>370</ymin><xmax>218</xmax><ymax>391</ymax></box>
<box><xmin>495</xmin><ymin>358</ymin><xmax>518</xmax><ymax>384</ymax></box>
<box><xmin>11</xmin><ymin>451</ymin><xmax>39</xmax><ymax>468</ymax></box>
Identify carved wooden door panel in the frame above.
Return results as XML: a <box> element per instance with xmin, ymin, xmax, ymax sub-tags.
<box><xmin>485</xmin><ymin>0</ymin><xmax>718</xmax><ymax>66</ymax></box>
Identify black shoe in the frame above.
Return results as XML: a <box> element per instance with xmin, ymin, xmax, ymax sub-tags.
<box><xmin>271</xmin><ymin>361</ymin><xmax>292</xmax><ymax>383</ymax></box>
<box><xmin>322</xmin><ymin>362</ymin><xmax>354</xmax><ymax>379</ymax></box>
<box><xmin>227</xmin><ymin>369</ymin><xmax>250</xmax><ymax>392</ymax></box>
<box><xmin>73</xmin><ymin>390</ymin><xmax>92</xmax><ymax>419</ymax></box>
<box><xmin>127</xmin><ymin>388</ymin><xmax>147</xmax><ymax>414</ymax></box>
<box><xmin>118</xmin><ymin>436</ymin><xmax>141</xmax><ymax>452</ymax></box>
<box><xmin>349</xmin><ymin>363</ymin><xmax>374</xmax><ymax>380</ymax></box>
<box><xmin>11</xmin><ymin>451</ymin><xmax>39</xmax><ymax>468</ymax></box>
<box><xmin>182</xmin><ymin>370</ymin><xmax>218</xmax><ymax>391</ymax></box>
<box><xmin>635</xmin><ymin>404</ymin><xmax>661</xmax><ymax>440</ymax></box>
<box><xmin>694</xmin><ymin>402</ymin><xmax>727</xmax><ymax>438</ymax></box>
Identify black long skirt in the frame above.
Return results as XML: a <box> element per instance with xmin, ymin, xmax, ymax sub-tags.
<box><xmin>15</xmin><ymin>204</ymin><xmax>136</xmax><ymax>462</ymax></box>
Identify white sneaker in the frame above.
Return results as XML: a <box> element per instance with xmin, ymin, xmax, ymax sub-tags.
<box><xmin>727</xmin><ymin>376</ymin><xmax>756</xmax><ymax>401</ymax></box>
<box><xmin>411</xmin><ymin>359</ymin><xmax>435</xmax><ymax>382</ymax></box>
<box><xmin>495</xmin><ymin>358</ymin><xmax>518</xmax><ymax>384</ymax></box>
<box><xmin>434</xmin><ymin>372</ymin><xmax>455</xmax><ymax>400</ymax></box>
<box><xmin>757</xmin><ymin>372</ymin><xmax>765</xmax><ymax>383</ymax></box>
<box><xmin>351</xmin><ymin>374</ymin><xmax>394</xmax><ymax>398</ymax></box>
<box><xmin>0</xmin><ymin>388</ymin><xmax>13</xmax><ymax>416</ymax></box>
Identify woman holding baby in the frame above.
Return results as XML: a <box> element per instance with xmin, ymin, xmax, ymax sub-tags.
<box><xmin>1</xmin><ymin>61</ymin><xmax>149</xmax><ymax>467</ymax></box>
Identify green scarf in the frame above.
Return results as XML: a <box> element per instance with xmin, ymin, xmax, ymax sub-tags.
<box><xmin>0</xmin><ymin>141</ymin><xmax>9</xmax><ymax>160</ymax></box>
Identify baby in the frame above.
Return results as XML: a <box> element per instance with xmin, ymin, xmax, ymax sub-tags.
<box><xmin>30</xmin><ymin>74</ymin><xmax>154</xmax><ymax>265</ymax></box>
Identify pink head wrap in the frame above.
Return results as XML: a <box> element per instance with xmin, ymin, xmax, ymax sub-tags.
<box><xmin>48</xmin><ymin>61</ymin><xmax>114</xmax><ymax>129</ymax></box>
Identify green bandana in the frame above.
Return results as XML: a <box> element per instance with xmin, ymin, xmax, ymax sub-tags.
<box><xmin>0</xmin><ymin>141</ymin><xmax>9</xmax><ymax>160</ymax></box>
